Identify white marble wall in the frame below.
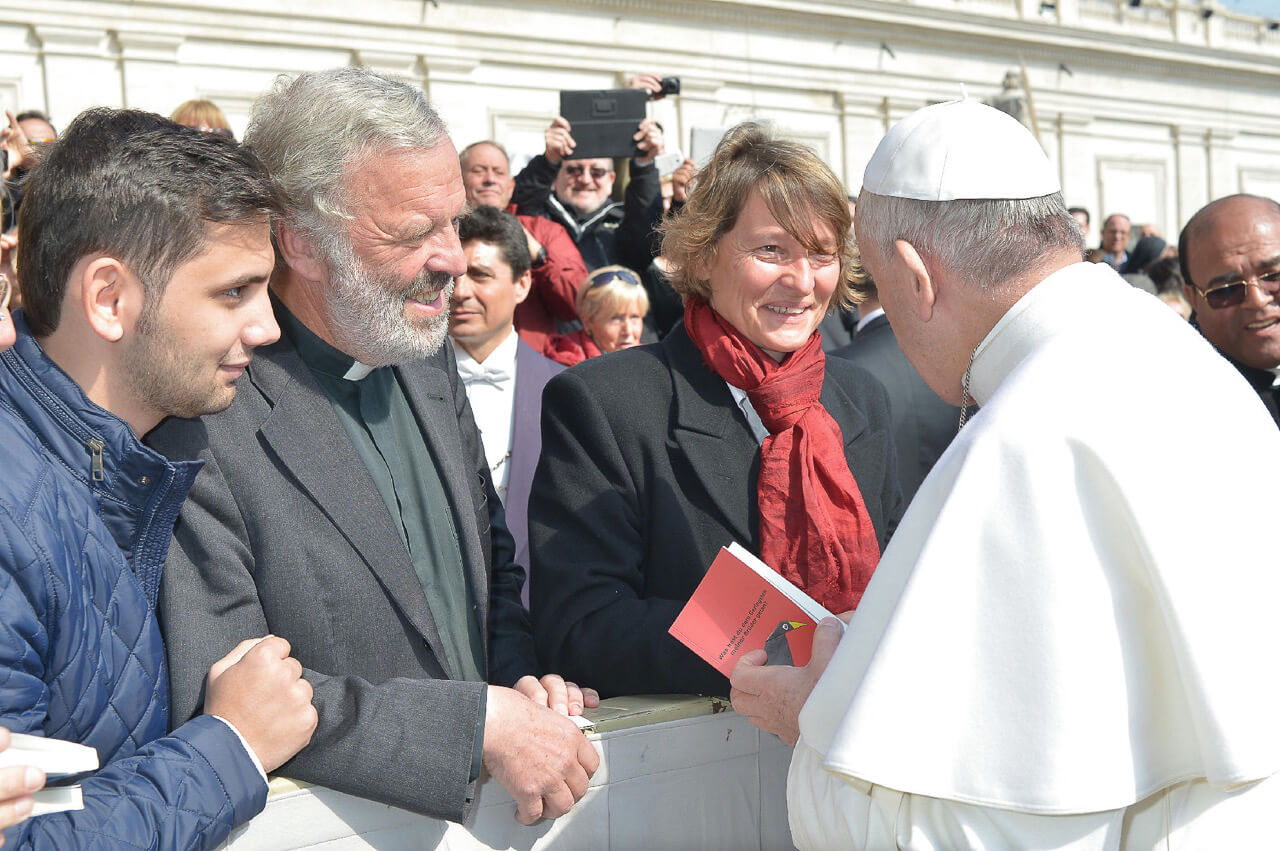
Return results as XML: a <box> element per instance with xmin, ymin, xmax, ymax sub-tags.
<box><xmin>1</xmin><ymin>0</ymin><xmax>1278</xmax><ymax>235</ymax></box>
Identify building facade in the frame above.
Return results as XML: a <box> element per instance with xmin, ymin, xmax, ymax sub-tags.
<box><xmin>2</xmin><ymin>0</ymin><xmax>1278</xmax><ymax>236</ymax></box>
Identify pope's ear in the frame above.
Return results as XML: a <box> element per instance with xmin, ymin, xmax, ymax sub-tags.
<box><xmin>275</xmin><ymin>222</ymin><xmax>327</xmax><ymax>282</ymax></box>
<box><xmin>893</xmin><ymin>239</ymin><xmax>937</xmax><ymax>322</ymax></box>
<box><xmin>79</xmin><ymin>256</ymin><xmax>141</xmax><ymax>343</ymax></box>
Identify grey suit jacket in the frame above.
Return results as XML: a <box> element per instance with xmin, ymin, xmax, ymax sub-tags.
<box><xmin>505</xmin><ymin>340</ymin><xmax>563</xmax><ymax>606</ymax></box>
<box><xmin>148</xmin><ymin>330</ymin><xmax>538</xmax><ymax>823</ymax></box>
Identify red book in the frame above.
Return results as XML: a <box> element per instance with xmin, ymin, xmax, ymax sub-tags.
<box><xmin>669</xmin><ymin>543</ymin><xmax>836</xmax><ymax>677</ymax></box>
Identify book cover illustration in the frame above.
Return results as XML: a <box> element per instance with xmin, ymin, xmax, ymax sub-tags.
<box><xmin>669</xmin><ymin>542</ymin><xmax>835</xmax><ymax>677</ymax></box>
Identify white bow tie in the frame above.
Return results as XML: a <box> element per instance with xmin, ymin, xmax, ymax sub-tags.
<box><xmin>457</xmin><ymin>358</ymin><xmax>513</xmax><ymax>387</ymax></box>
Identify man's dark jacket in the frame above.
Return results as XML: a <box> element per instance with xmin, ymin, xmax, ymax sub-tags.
<box><xmin>833</xmin><ymin>313</ymin><xmax>961</xmax><ymax>503</ymax></box>
<box><xmin>0</xmin><ymin>315</ymin><xmax>265</xmax><ymax>848</ymax></box>
<box><xmin>1192</xmin><ymin>315</ymin><xmax>1280</xmax><ymax>428</ymax></box>
<box><xmin>529</xmin><ymin>322</ymin><xmax>903</xmax><ymax>699</ymax></box>
<box><xmin>512</xmin><ymin>154</ymin><xmax>662</xmax><ymax>274</ymax></box>
<box><xmin>148</xmin><ymin>326</ymin><xmax>537</xmax><ymax>822</ymax></box>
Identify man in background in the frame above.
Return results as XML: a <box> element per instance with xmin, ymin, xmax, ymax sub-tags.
<box><xmin>512</xmin><ymin>114</ymin><xmax>664</xmax><ymax>275</ymax></box>
<box><xmin>1179</xmin><ymin>193</ymin><xmax>1280</xmax><ymax>427</ymax></box>
<box><xmin>459</xmin><ymin>140</ymin><xmax>585</xmax><ymax>351</ymax></box>
<box><xmin>14</xmin><ymin>111</ymin><xmax>54</xmax><ymax>147</ymax></box>
<box><xmin>449</xmin><ymin>206</ymin><xmax>564</xmax><ymax>604</ymax></box>
<box><xmin>1099</xmin><ymin>212</ymin><xmax>1131</xmax><ymax>269</ymax></box>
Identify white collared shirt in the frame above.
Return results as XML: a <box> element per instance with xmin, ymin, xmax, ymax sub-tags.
<box><xmin>452</xmin><ymin>330</ymin><xmax>519</xmax><ymax>502</ymax></box>
<box><xmin>855</xmin><ymin>306</ymin><xmax>886</xmax><ymax>335</ymax></box>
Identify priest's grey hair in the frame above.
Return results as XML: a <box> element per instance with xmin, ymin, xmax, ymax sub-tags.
<box><xmin>245</xmin><ymin>66</ymin><xmax>448</xmax><ymax>251</ymax></box>
<box><xmin>855</xmin><ymin>191</ymin><xmax>1084</xmax><ymax>290</ymax></box>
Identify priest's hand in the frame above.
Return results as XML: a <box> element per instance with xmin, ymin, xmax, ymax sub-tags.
<box><xmin>513</xmin><ymin>674</ymin><xmax>600</xmax><ymax>717</ymax></box>
<box><xmin>729</xmin><ymin>617</ymin><xmax>844</xmax><ymax>745</ymax></box>
<box><xmin>483</xmin><ymin>685</ymin><xmax>601</xmax><ymax>825</ymax></box>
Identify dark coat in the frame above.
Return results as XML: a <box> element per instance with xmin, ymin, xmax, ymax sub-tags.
<box><xmin>147</xmin><ymin>328</ymin><xmax>537</xmax><ymax>823</ymax></box>
<box><xmin>529</xmin><ymin>322</ymin><xmax>903</xmax><ymax>698</ymax></box>
<box><xmin>833</xmin><ymin>313</ymin><xmax>962</xmax><ymax>503</ymax></box>
<box><xmin>1192</xmin><ymin>316</ymin><xmax>1280</xmax><ymax>429</ymax></box>
<box><xmin>0</xmin><ymin>316</ymin><xmax>264</xmax><ymax>849</ymax></box>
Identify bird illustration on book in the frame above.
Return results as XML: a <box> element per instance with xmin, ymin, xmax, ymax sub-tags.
<box><xmin>764</xmin><ymin>620</ymin><xmax>809</xmax><ymax>666</ymax></box>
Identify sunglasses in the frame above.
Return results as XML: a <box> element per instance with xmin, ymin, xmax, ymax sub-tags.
<box><xmin>1189</xmin><ymin>270</ymin><xmax>1280</xmax><ymax>310</ymax></box>
<box><xmin>586</xmin><ymin>268</ymin><xmax>642</xmax><ymax>290</ymax></box>
<box><xmin>563</xmin><ymin>164</ymin><xmax>610</xmax><ymax>180</ymax></box>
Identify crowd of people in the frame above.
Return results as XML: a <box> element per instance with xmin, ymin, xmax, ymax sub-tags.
<box><xmin>0</xmin><ymin>63</ymin><xmax>1276</xmax><ymax>851</ymax></box>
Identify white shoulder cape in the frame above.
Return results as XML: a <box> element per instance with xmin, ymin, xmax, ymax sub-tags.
<box><xmin>800</xmin><ymin>262</ymin><xmax>1280</xmax><ymax>815</ymax></box>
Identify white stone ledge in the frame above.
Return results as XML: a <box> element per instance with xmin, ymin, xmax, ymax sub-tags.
<box><xmin>218</xmin><ymin>695</ymin><xmax>797</xmax><ymax>851</ymax></box>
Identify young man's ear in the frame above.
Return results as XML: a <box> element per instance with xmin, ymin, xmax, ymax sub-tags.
<box><xmin>513</xmin><ymin>269</ymin><xmax>533</xmax><ymax>306</ymax></box>
<box><xmin>79</xmin><ymin>256</ymin><xmax>143</xmax><ymax>343</ymax></box>
<box><xmin>275</xmin><ymin>223</ymin><xmax>327</xmax><ymax>282</ymax></box>
<box><xmin>893</xmin><ymin>239</ymin><xmax>937</xmax><ymax>323</ymax></box>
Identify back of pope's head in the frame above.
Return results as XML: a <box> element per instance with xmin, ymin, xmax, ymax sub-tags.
<box><xmin>852</xmin><ymin>98</ymin><xmax>1085</xmax><ymax>404</ymax></box>
<box><xmin>856</xmin><ymin>98</ymin><xmax>1082</xmax><ymax>293</ymax></box>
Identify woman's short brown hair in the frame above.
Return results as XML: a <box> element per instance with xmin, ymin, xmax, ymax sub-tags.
<box><xmin>659</xmin><ymin>121</ymin><xmax>865</xmax><ymax>311</ymax></box>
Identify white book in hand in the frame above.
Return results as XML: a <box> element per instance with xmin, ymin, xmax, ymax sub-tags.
<box><xmin>0</xmin><ymin>733</ymin><xmax>99</xmax><ymax>816</ymax></box>
<box><xmin>30</xmin><ymin>786</ymin><xmax>84</xmax><ymax>816</ymax></box>
<box><xmin>0</xmin><ymin>733</ymin><xmax>98</xmax><ymax>776</ymax></box>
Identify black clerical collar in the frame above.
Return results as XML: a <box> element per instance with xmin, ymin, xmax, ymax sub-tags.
<box><xmin>275</xmin><ymin>298</ymin><xmax>376</xmax><ymax>382</ymax></box>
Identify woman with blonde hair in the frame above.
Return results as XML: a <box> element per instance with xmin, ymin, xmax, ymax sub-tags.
<box><xmin>529</xmin><ymin>122</ymin><xmax>902</xmax><ymax>698</ymax></box>
<box><xmin>544</xmin><ymin>264</ymin><xmax>649</xmax><ymax>366</ymax></box>
<box><xmin>170</xmin><ymin>99</ymin><xmax>233</xmax><ymax>139</ymax></box>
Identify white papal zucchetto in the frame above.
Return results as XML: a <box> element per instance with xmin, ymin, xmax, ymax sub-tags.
<box><xmin>862</xmin><ymin>98</ymin><xmax>1060</xmax><ymax>202</ymax></box>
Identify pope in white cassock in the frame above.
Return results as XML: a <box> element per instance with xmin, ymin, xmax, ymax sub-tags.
<box><xmin>729</xmin><ymin>98</ymin><xmax>1280</xmax><ymax>850</ymax></box>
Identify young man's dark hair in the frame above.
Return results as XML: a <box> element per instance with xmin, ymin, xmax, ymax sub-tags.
<box><xmin>17</xmin><ymin>108</ymin><xmax>280</xmax><ymax>336</ymax></box>
<box><xmin>458</xmin><ymin>205</ymin><xmax>533</xmax><ymax>279</ymax></box>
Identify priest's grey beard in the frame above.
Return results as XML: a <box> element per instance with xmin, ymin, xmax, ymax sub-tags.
<box><xmin>323</xmin><ymin>238</ymin><xmax>454</xmax><ymax>367</ymax></box>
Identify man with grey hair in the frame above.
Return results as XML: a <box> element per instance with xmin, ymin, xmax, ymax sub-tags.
<box><xmin>150</xmin><ymin>67</ymin><xmax>599</xmax><ymax>827</ymax></box>
<box><xmin>730</xmin><ymin>99</ymin><xmax>1280</xmax><ymax>848</ymax></box>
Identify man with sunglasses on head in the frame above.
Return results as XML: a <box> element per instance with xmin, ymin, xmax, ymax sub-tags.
<box><xmin>1179</xmin><ymin>194</ymin><xmax>1280</xmax><ymax>427</ymax></box>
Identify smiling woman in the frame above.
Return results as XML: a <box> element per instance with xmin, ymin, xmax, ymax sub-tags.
<box><xmin>528</xmin><ymin>122</ymin><xmax>904</xmax><ymax>699</ymax></box>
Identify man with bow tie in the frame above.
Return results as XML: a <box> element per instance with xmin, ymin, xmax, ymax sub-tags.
<box><xmin>450</xmin><ymin>206</ymin><xmax>565</xmax><ymax>604</ymax></box>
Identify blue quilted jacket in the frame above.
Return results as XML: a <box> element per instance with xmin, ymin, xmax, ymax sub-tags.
<box><xmin>0</xmin><ymin>315</ymin><xmax>267</xmax><ymax>849</ymax></box>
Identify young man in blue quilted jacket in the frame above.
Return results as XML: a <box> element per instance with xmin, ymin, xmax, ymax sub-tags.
<box><xmin>0</xmin><ymin>108</ymin><xmax>317</xmax><ymax>848</ymax></box>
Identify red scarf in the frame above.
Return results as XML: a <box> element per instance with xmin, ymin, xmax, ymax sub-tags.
<box><xmin>544</xmin><ymin>329</ymin><xmax>602</xmax><ymax>367</ymax></box>
<box><xmin>683</xmin><ymin>299</ymin><xmax>881</xmax><ymax>613</ymax></box>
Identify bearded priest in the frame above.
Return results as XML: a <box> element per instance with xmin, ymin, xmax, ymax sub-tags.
<box><xmin>729</xmin><ymin>99</ymin><xmax>1280</xmax><ymax>850</ymax></box>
